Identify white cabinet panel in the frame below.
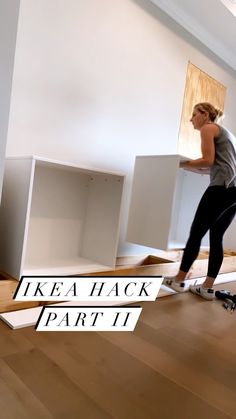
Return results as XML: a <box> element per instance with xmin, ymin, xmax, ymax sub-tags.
<box><xmin>0</xmin><ymin>156</ymin><xmax>124</xmax><ymax>279</ymax></box>
<box><xmin>127</xmin><ymin>155</ymin><xmax>209</xmax><ymax>250</ymax></box>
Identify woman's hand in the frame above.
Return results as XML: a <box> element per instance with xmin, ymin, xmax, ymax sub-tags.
<box><xmin>179</xmin><ymin>160</ymin><xmax>210</xmax><ymax>174</ymax></box>
<box><xmin>179</xmin><ymin>161</ymin><xmax>190</xmax><ymax>169</ymax></box>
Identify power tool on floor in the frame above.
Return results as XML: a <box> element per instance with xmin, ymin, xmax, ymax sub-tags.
<box><xmin>215</xmin><ymin>290</ymin><xmax>236</xmax><ymax>313</ymax></box>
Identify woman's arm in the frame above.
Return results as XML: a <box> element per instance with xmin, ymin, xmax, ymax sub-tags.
<box><xmin>179</xmin><ymin>165</ymin><xmax>210</xmax><ymax>175</ymax></box>
<box><xmin>180</xmin><ymin>124</ymin><xmax>218</xmax><ymax>171</ymax></box>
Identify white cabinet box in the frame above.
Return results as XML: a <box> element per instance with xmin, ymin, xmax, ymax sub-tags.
<box><xmin>0</xmin><ymin>157</ymin><xmax>124</xmax><ymax>279</ymax></box>
<box><xmin>126</xmin><ymin>155</ymin><xmax>209</xmax><ymax>250</ymax></box>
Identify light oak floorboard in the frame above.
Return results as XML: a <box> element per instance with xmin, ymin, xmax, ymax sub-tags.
<box><xmin>0</xmin><ymin>282</ymin><xmax>235</xmax><ymax>418</ymax></box>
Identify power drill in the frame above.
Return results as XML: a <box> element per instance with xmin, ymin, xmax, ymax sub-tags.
<box><xmin>215</xmin><ymin>290</ymin><xmax>236</xmax><ymax>313</ymax></box>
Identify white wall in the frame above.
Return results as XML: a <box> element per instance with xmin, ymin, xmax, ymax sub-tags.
<box><xmin>6</xmin><ymin>0</ymin><xmax>236</xmax><ymax>255</ymax></box>
<box><xmin>0</xmin><ymin>0</ymin><xmax>20</xmax><ymax>200</ymax></box>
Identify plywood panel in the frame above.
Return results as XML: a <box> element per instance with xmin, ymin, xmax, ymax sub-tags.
<box><xmin>178</xmin><ymin>63</ymin><xmax>226</xmax><ymax>158</ymax></box>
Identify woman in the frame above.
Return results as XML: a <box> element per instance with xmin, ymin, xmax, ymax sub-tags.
<box><xmin>164</xmin><ymin>102</ymin><xmax>236</xmax><ymax>300</ymax></box>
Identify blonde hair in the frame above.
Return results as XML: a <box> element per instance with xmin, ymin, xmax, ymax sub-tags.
<box><xmin>194</xmin><ymin>102</ymin><xmax>224</xmax><ymax>123</ymax></box>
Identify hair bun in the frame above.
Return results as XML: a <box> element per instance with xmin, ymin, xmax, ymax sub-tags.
<box><xmin>216</xmin><ymin>108</ymin><xmax>224</xmax><ymax>118</ymax></box>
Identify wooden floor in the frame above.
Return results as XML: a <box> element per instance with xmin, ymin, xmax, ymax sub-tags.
<box><xmin>0</xmin><ymin>277</ymin><xmax>40</xmax><ymax>313</ymax></box>
<box><xmin>0</xmin><ymin>281</ymin><xmax>235</xmax><ymax>418</ymax></box>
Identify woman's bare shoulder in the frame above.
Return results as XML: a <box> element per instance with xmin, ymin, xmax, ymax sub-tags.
<box><xmin>200</xmin><ymin>123</ymin><xmax>220</xmax><ymax>137</ymax></box>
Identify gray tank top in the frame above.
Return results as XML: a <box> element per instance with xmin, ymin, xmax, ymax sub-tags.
<box><xmin>210</xmin><ymin>125</ymin><xmax>236</xmax><ymax>188</ymax></box>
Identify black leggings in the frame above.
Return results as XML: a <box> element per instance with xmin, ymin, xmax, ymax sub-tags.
<box><xmin>180</xmin><ymin>185</ymin><xmax>236</xmax><ymax>278</ymax></box>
